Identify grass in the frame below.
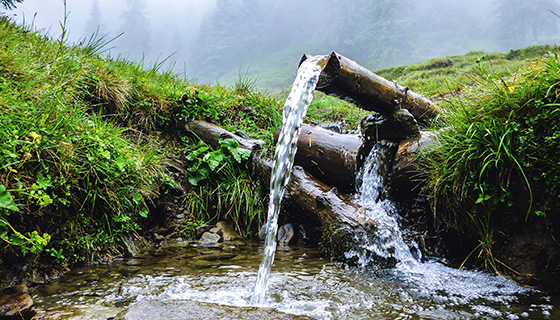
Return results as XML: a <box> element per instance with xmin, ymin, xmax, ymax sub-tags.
<box><xmin>420</xmin><ymin>46</ymin><xmax>560</xmax><ymax>272</ymax></box>
<box><xmin>375</xmin><ymin>45</ymin><xmax>553</xmax><ymax>99</ymax></box>
<box><xmin>0</xmin><ymin>17</ymin><xmax>171</xmax><ymax>266</ymax></box>
<box><xmin>1</xmin><ymin>11</ymin><xmax>556</xmax><ymax>281</ymax></box>
<box><xmin>0</xmin><ymin>16</ymin><xmax>280</xmax><ymax>276</ymax></box>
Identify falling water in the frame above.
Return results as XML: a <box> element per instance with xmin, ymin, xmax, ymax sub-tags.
<box><xmin>346</xmin><ymin>142</ymin><xmax>421</xmax><ymax>267</ymax></box>
<box><xmin>251</xmin><ymin>55</ymin><xmax>325</xmax><ymax>305</ymax></box>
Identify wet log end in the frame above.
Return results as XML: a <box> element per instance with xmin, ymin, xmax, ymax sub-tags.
<box><xmin>389</xmin><ymin>131</ymin><xmax>437</xmax><ymax>201</ymax></box>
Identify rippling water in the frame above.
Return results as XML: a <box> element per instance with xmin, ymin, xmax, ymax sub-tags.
<box><xmin>31</xmin><ymin>239</ymin><xmax>558</xmax><ymax>319</ymax></box>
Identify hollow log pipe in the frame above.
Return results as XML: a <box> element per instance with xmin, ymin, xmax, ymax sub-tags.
<box><xmin>300</xmin><ymin>52</ymin><xmax>441</xmax><ymax>126</ymax></box>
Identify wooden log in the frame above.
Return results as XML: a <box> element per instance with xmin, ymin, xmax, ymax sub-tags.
<box><xmin>183</xmin><ymin>120</ymin><xmax>391</xmax><ymax>265</ymax></box>
<box><xmin>251</xmin><ymin>155</ymin><xmax>379</xmax><ymax>263</ymax></box>
<box><xmin>277</xmin><ymin>123</ymin><xmax>362</xmax><ymax>192</ymax></box>
<box><xmin>300</xmin><ymin>52</ymin><xmax>441</xmax><ymax>126</ymax></box>
<box><xmin>182</xmin><ymin>120</ymin><xmax>264</xmax><ymax>151</ymax></box>
<box><xmin>388</xmin><ymin>131</ymin><xmax>437</xmax><ymax>201</ymax></box>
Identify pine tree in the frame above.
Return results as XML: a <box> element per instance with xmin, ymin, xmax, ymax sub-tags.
<box><xmin>83</xmin><ymin>0</ymin><xmax>105</xmax><ymax>38</ymax></box>
<box><xmin>117</xmin><ymin>0</ymin><xmax>151</xmax><ymax>61</ymax></box>
<box><xmin>1</xmin><ymin>0</ymin><xmax>23</xmax><ymax>10</ymax></box>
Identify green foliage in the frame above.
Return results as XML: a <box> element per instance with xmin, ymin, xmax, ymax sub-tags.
<box><xmin>0</xmin><ymin>17</ymin><xmax>170</xmax><ymax>266</ymax></box>
<box><xmin>0</xmin><ymin>185</ymin><xmax>51</xmax><ymax>255</ymax></box>
<box><xmin>0</xmin><ymin>16</ymin><xmax>283</xmax><ymax>275</ymax></box>
<box><xmin>181</xmin><ymin>137</ymin><xmax>264</xmax><ymax>237</ymax></box>
<box><xmin>421</xmin><ymin>47</ymin><xmax>560</xmax><ymax>270</ymax></box>
<box><xmin>185</xmin><ymin>138</ymin><xmax>250</xmax><ymax>186</ymax></box>
<box><xmin>374</xmin><ymin>46</ymin><xmax>553</xmax><ymax>98</ymax></box>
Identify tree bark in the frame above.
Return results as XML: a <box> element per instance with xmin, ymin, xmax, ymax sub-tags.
<box><xmin>389</xmin><ymin>131</ymin><xmax>437</xmax><ymax>201</ymax></box>
<box><xmin>277</xmin><ymin>123</ymin><xmax>362</xmax><ymax>192</ymax></box>
<box><xmin>300</xmin><ymin>52</ymin><xmax>441</xmax><ymax>126</ymax></box>
<box><xmin>251</xmin><ymin>155</ymin><xmax>376</xmax><ymax>262</ymax></box>
<box><xmin>182</xmin><ymin>120</ymin><xmax>264</xmax><ymax>151</ymax></box>
<box><xmin>183</xmin><ymin>119</ymin><xmax>390</xmax><ymax>264</ymax></box>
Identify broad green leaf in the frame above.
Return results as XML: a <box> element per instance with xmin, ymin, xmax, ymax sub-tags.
<box><xmin>132</xmin><ymin>193</ymin><xmax>142</xmax><ymax>205</ymax></box>
<box><xmin>188</xmin><ymin>166</ymin><xmax>210</xmax><ymax>186</ymax></box>
<box><xmin>139</xmin><ymin>207</ymin><xmax>149</xmax><ymax>218</ymax></box>
<box><xmin>219</xmin><ymin>138</ymin><xmax>240</xmax><ymax>149</ymax></box>
<box><xmin>236</xmin><ymin>149</ymin><xmax>252</xmax><ymax>163</ymax></box>
<box><xmin>37</xmin><ymin>173</ymin><xmax>53</xmax><ymax>190</ymax></box>
<box><xmin>0</xmin><ymin>185</ymin><xmax>18</xmax><ymax>212</ymax></box>
<box><xmin>9</xmin><ymin>232</ymin><xmax>26</xmax><ymax>247</ymax></box>
<box><xmin>116</xmin><ymin>157</ymin><xmax>127</xmax><ymax>171</ymax></box>
<box><xmin>204</xmin><ymin>151</ymin><xmax>225</xmax><ymax>171</ymax></box>
<box><xmin>187</xmin><ymin>146</ymin><xmax>209</xmax><ymax>161</ymax></box>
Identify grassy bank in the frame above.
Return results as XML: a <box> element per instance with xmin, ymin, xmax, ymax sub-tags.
<box><xmin>1</xmin><ymin>13</ymin><xmax>557</xmax><ymax>286</ymax></box>
<box><xmin>0</xmin><ymin>17</ymin><xmax>281</xmax><ymax>284</ymax></box>
<box><xmin>419</xmin><ymin>47</ymin><xmax>560</xmax><ymax>276</ymax></box>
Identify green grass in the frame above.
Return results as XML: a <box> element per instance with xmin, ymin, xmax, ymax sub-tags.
<box><xmin>420</xmin><ymin>46</ymin><xmax>560</xmax><ymax>271</ymax></box>
<box><xmin>0</xmin><ymin>17</ymin><xmax>281</xmax><ymax>274</ymax></box>
<box><xmin>1</xmin><ymin>12</ymin><xmax>556</xmax><ymax>280</ymax></box>
<box><xmin>0</xmin><ymin>17</ymin><xmax>172</xmax><ymax>266</ymax></box>
<box><xmin>375</xmin><ymin>45</ymin><xmax>553</xmax><ymax>99</ymax></box>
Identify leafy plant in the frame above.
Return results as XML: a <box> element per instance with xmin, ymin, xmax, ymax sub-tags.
<box><xmin>181</xmin><ymin>137</ymin><xmax>263</xmax><ymax>237</ymax></box>
<box><xmin>186</xmin><ymin>138</ymin><xmax>251</xmax><ymax>186</ymax></box>
<box><xmin>0</xmin><ymin>185</ymin><xmax>51</xmax><ymax>255</ymax></box>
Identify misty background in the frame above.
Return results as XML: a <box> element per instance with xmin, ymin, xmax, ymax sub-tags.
<box><xmin>4</xmin><ymin>0</ymin><xmax>560</xmax><ymax>91</ymax></box>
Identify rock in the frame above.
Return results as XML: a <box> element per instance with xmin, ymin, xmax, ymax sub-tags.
<box><xmin>199</xmin><ymin>232</ymin><xmax>221</xmax><ymax>244</ymax></box>
<box><xmin>194</xmin><ymin>224</ymin><xmax>213</xmax><ymax>239</ymax></box>
<box><xmin>277</xmin><ymin>223</ymin><xmax>295</xmax><ymax>246</ymax></box>
<box><xmin>121</xmin><ymin>234</ymin><xmax>152</xmax><ymax>257</ymax></box>
<box><xmin>258</xmin><ymin>224</ymin><xmax>267</xmax><ymax>240</ymax></box>
<box><xmin>33</xmin><ymin>304</ymin><xmax>122</xmax><ymax>320</ymax></box>
<box><xmin>215</xmin><ymin>221</ymin><xmax>242</xmax><ymax>241</ymax></box>
<box><xmin>116</xmin><ymin>299</ymin><xmax>313</xmax><ymax>320</ymax></box>
<box><xmin>0</xmin><ymin>284</ymin><xmax>33</xmax><ymax>317</ymax></box>
<box><xmin>258</xmin><ymin>223</ymin><xmax>296</xmax><ymax>245</ymax></box>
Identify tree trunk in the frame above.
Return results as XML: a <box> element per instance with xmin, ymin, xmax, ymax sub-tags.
<box><xmin>251</xmin><ymin>155</ymin><xmax>376</xmax><ymax>262</ymax></box>
<box><xmin>300</xmin><ymin>52</ymin><xmax>441</xmax><ymax>126</ymax></box>
<box><xmin>389</xmin><ymin>131</ymin><xmax>437</xmax><ymax>201</ymax></box>
<box><xmin>277</xmin><ymin>123</ymin><xmax>362</xmax><ymax>192</ymax></box>
<box><xmin>183</xmin><ymin>119</ymin><xmax>391</xmax><ymax>264</ymax></box>
<box><xmin>182</xmin><ymin>120</ymin><xmax>264</xmax><ymax>151</ymax></box>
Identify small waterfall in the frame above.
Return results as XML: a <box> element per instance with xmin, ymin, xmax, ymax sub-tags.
<box><xmin>251</xmin><ymin>55</ymin><xmax>324</xmax><ymax>305</ymax></box>
<box><xmin>347</xmin><ymin>142</ymin><xmax>421</xmax><ymax>267</ymax></box>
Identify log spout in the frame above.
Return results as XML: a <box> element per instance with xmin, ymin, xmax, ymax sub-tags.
<box><xmin>300</xmin><ymin>52</ymin><xmax>441</xmax><ymax>126</ymax></box>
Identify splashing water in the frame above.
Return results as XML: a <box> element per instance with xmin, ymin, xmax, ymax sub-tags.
<box><xmin>346</xmin><ymin>142</ymin><xmax>421</xmax><ymax>267</ymax></box>
<box><xmin>251</xmin><ymin>55</ymin><xmax>324</xmax><ymax>305</ymax></box>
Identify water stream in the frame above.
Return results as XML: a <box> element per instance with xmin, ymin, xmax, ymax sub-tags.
<box><xmin>30</xmin><ymin>239</ymin><xmax>558</xmax><ymax>319</ymax></box>
<box><xmin>29</xmin><ymin>139</ymin><xmax>558</xmax><ymax>318</ymax></box>
<box><xmin>347</xmin><ymin>142</ymin><xmax>420</xmax><ymax>266</ymax></box>
<box><xmin>252</xmin><ymin>55</ymin><xmax>324</xmax><ymax>304</ymax></box>
<box><xmin>27</xmin><ymin>57</ymin><xmax>560</xmax><ymax>319</ymax></box>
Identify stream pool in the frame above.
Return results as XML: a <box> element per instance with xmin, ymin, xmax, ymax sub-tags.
<box><xmin>31</xmin><ymin>239</ymin><xmax>558</xmax><ymax>319</ymax></box>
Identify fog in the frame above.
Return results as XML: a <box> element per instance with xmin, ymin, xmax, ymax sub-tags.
<box><xmin>4</xmin><ymin>0</ymin><xmax>560</xmax><ymax>90</ymax></box>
